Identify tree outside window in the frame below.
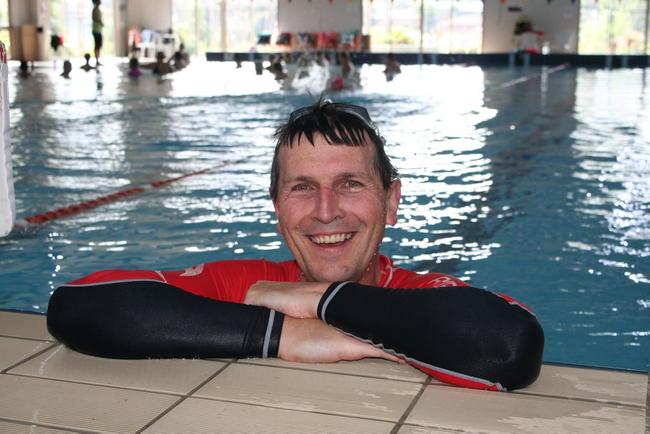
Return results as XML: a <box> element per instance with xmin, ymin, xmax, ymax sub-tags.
<box><xmin>579</xmin><ymin>0</ymin><xmax>648</xmax><ymax>54</ymax></box>
<box><xmin>172</xmin><ymin>0</ymin><xmax>275</xmax><ymax>55</ymax></box>
<box><xmin>363</xmin><ymin>0</ymin><xmax>482</xmax><ymax>53</ymax></box>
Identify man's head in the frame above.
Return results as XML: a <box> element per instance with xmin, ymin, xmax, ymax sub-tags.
<box><xmin>271</xmin><ymin>99</ymin><xmax>401</xmax><ymax>285</ymax></box>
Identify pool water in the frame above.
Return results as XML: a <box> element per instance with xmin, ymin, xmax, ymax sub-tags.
<box><xmin>1</xmin><ymin>60</ymin><xmax>648</xmax><ymax>371</ymax></box>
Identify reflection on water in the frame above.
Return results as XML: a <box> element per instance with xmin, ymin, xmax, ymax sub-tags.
<box><xmin>1</xmin><ymin>60</ymin><xmax>648</xmax><ymax>370</ymax></box>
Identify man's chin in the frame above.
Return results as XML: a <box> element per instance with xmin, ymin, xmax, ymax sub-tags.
<box><xmin>307</xmin><ymin>267</ymin><xmax>357</xmax><ymax>284</ymax></box>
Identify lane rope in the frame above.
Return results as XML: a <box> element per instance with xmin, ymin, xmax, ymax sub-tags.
<box><xmin>12</xmin><ymin>161</ymin><xmax>239</xmax><ymax>234</ymax></box>
<box><xmin>492</xmin><ymin>63</ymin><xmax>570</xmax><ymax>90</ymax></box>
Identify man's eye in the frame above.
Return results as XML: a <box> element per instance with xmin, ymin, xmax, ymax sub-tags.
<box><xmin>342</xmin><ymin>180</ymin><xmax>364</xmax><ymax>190</ymax></box>
<box><xmin>291</xmin><ymin>183</ymin><xmax>312</xmax><ymax>192</ymax></box>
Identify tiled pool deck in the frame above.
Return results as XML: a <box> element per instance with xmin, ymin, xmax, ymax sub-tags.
<box><xmin>0</xmin><ymin>310</ymin><xmax>647</xmax><ymax>434</ymax></box>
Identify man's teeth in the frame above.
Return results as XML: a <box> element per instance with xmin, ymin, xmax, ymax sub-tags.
<box><xmin>310</xmin><ymin>233</ymin><xmax>353</xmax><ymax>244</ymax></box>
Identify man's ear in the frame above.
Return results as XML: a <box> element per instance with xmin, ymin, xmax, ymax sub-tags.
<box><xmin>385</xmin><ymin>179</ymin><xmax>401</xmax><ymax>226</ymax></box>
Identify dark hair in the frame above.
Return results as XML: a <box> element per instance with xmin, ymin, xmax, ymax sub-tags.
<box><xmin>270</xmin><ymin>98</ymin><xmax>398</xmax><ymax>201</ymax></box>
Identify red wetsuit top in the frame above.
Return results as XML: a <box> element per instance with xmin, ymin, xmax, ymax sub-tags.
<box><xmin>69</xmin><ymin>254</ymin><xmax>468</xmax><ymax>303</ymax></box>
<box><xmin>52</xmin><ymin>256</ymin><xmax>543</xmax><ymax>391</ymax></box>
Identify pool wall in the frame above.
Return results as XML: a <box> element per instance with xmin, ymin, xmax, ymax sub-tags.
<box><xmin>207</xmin><ymin>52</ymin><xmax>650</xmax><ymax>69</ymax></box>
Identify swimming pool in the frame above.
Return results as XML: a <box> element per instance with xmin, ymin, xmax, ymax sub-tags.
<box><xmin>1</xmin><ymin>60</ymin><xmax>648</xmax><ymax>372</ymax></box>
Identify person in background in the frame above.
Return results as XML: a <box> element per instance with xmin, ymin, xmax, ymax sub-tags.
<box><xmin>60</xmin><ymin>60</ymin><xmax>72</xmax><ymax>79</ymax></box>
<box><xmin>254</xmin><ymin>53</ymin><xmax>264</xmax><ymax>75</ymax></box>
<box><xmin>91</xmin><ymin>0</ymin><xmax>103</xmax><ymax>67</ymax></box>
<box><xmin>128</xmin><ymin>56</ymin><xmax>142</xmax><ymax>78</ymax></box>
<box><xmin>80</xmin><ymin>53</ymin><xmax>96</xmax><ymax>72</ymax></box>
<box><xmin>172</xmin><ymin>43</ymin><xmax>190</xmax><ymax>70</ymax></box>
<box><xmin>142</xmin><ymin>51</ymin><xmax>174</xmax><ymax>78</ymax></box>
<box><xmin>18</xmin><ymin>60</ymin><xmax>31</xmax><ymax>78</ymax></box>
<box><xmin>338</xmin><ymin>51</ymin><xmax>354</xmax><ymax>78</ymax></box>
<box><xmin>383</xmin><ymin>53</ymin><xmax>401</xmax><ymax>81</ymax></box>
<box><xmin>233</xmin><ymin>53</ymin><xmax>243</xmax><ymax>69</ymax></box>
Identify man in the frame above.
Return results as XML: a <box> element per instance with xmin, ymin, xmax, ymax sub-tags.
<box><xmin>91</xmin><ymin>0</ymin><xmax>103</xmax><ymax>67</ymax></box>
<box><xmin>47</xmin><ymin>99</ymin><xmax>544</xmax><ymax>391</ymax></box>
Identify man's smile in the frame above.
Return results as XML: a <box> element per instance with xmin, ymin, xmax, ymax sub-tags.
<box><xmin>308</xmin><ymin>232</ymin><xmax>355</xmax><ymax>245</ymax></box>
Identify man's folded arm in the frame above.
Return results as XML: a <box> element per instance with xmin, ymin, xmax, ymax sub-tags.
<box><xmin>46</xmin><ymin>280</ymin><xmax>284</xmax><ymax>359</ymax></box>
<box><xmin>316</xmin><ymin>282</ymin><xmax>545</xmax><ymax>391</ymax></box>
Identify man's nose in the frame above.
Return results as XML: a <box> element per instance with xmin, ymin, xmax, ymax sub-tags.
<box><xmin>313</xmin><ymin>187</ymin><xmax>344</xmax><ymax>223</ymax></box>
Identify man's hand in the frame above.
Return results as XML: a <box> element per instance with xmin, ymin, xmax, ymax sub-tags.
<box><xmin>244</xmin><ymin>280</ymin><xmax>329</xmax><ymax>318</ymax></box>
<box><xmin>278</xmin><ymin>317</ymin><xmax>403</xmax><ymax>364</ymax></box>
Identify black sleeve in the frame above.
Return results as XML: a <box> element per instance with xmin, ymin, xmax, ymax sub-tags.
<box><xmin>47</xmin><ymin>280</ymin><xmax>284</xmax><ymax>359</ymax></box>
<box><xmin>317</xmin><ymin>282</ymin><xmax>544</xmax><ymax>391</ymax></box>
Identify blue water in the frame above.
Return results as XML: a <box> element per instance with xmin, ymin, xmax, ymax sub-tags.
<box><xmin>1</xmin><ymin>60</ymin><xmax>648</xmax><ymax>371</ymax></box>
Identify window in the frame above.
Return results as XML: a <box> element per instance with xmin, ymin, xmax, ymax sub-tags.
<box><xmin>429</xmin><ymin>0</ymin><xmax>483</xmax><ymax>53</ymax></box>
<box><xmin>173</xmin><ymin>0</ymin><xmax>275</xmax><ymax>55</ymax></box>
<box><xmin>579</xmin><ymin>0</ymin><xmax>649</xmax><ymax>54</ymax></box>
<box><xmin>364</xmin><ymin>0</ymin><xmax>420</xmax><ymax>52</ymax></box>
<box><xmin>227</xmin><ymin>0</ymin><xmax>275</xmax><ymax>52</ymax></box>
<box><xmin>173</xmin><ymin>0</ymin><xmax>221</xmax><ymax>55</ymax></box>
<box><xmin>0</xmin><ymin>0</ymin><xmax>9</xmax><ymax>56</ymax></box>
<box><xmin>363</xmin><ymin>0</ymin><xmax>483</xmax><ymax>53</ymax></box>
<box><xmin>49</xmin><ymin>0</ymin><xmax>115</xmax><ymax>57</ymax></box>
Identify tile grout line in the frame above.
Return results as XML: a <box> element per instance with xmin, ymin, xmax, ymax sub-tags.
<box><xmin>512</xmin><ymin>390</ymin><xmax>646</xmax><ymax>410</ymax></box>
<box><xmin>236</xmin><ymin>359</ymin><xmax>427</xmax><ymax>384</ymax></box>
<box><xmin>0</xmin><ymin>415</ymin><xmax>99</xmax><ymax>433</ymax></box>
<box><xmin>4</xmin><ymin>371</ymin><xmax>188</xmax><ymax>396</ymax></box>
<box><xmin>390</xmin><ymin>376</ymin><xmax>432</xmax><ymax>434</ymax></box>
<box><xmin>184</xmin><ymin>394</ymin><xmax>407</xmax><ymax>425</ymax></box>
<box><xmin>0</xmin><ymin>342</ymin><xmax>60</xmax><ymax>374</ymax></box>
<box><xmin>0</xmin><ymin>333</ymin><xmax>55</xmax><ymax>342</ymax></box>
<box><xmin>135</xmin><ymin>359</ymin><xmax>235</xmax><ymax>434</ymax></box>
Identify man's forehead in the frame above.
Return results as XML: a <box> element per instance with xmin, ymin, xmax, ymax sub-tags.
<box><xmin>278</xmin><ymin>135</ymin><xmax>378</xmax><ymax>178</ymax></box>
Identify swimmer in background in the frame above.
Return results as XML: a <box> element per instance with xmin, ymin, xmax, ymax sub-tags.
<box><xmin>80</xmin><ymin>53</ymin><xmax>96</xmax><ymax>72</ymax></box>
<box><xmin>60</xmin><ymin>60</ymin><xmax>72</xmax><ymax>79</ymax></box>
<box><xmin>172</xmin><ymin>43</ymin><xmax>190</xmax><ymax>70</ymax></box>
<box><xmin>315</xmin><ymin>51</ymin><xmax>330</xmax><ymax>68</ymax></box>
<box><xmin>142</xmin><ymin>51</ymin><xmax>174</xmax><ymax>78</ymax></box>
<box><xmin>18</xmin><ymin>60</ymin><xmax>31</xmax><ymax>78</ymax></box>
<box><xmin>338</xmin><ymin>51</ymin><xmax>354</xmax><ymax>78</ymax></box>
<box><xmin>267</xmin><ymin>54</ymin><xmax>287</xmax><ymax>80</ymax></box>
<box><xmin>254</xmin><ymin>54</ymin><xmax>264</xmax><ymax>75</ymax></box>
<box><xmin>233</xmin><ymin>53</ymin><xmax>243</xmax><ymax>69</ymax></box>
<box><xmin>128</xmin><ymin>56</ymin><xmax>142</xmax><ymax>78</ymax></box>
<box><xmin>383</xmin><ymin>53</ymin><xmax>401</xmax><ymax>81</ymax></box>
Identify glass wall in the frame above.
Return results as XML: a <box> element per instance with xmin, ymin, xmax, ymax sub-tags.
<box><xmin>363</xmin><ymin>0</ymin><xmax>482</xmax><ymax>53</ymax></box>
<box><xmin>172</xmin><ymin>0</ymin><xmax>221</xmax><ymax>55</ymax></box>
<box><xmin>49</xmin><ymin>0</ymin><xmax>115</xmax><ymax>57</ymax></box>
<box><xmin>172</xmin><ymin>0</ymin><xmax>276</xmax><ymax>54</ymax></box>
<box><xmin>579</xmin><ymin>0</ymin><xmax>649</xmax><ymax>54</ymax></box>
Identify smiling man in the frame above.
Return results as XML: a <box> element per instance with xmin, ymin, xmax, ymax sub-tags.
<box><xmin>47</xmin><ymin>99</ymin><xmax>544</xmax><ymax>391</ymax></box>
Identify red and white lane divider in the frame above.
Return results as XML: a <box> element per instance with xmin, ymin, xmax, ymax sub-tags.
<box><xmin>12</xmin><ymin>163</ymin><xmax>234</xmax><ymax>233</ymax></box>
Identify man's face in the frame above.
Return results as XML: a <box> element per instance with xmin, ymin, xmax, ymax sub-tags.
<box><xmin>273</xmin><ymin>133</ymin><xmax>401</xmax><ymax>285</ymax></box>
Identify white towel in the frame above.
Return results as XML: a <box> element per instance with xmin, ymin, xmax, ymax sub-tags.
<box><xmin>0</xmin><ymin>41</ymin><xmax>15</xmax><ymax>236</ymax></box>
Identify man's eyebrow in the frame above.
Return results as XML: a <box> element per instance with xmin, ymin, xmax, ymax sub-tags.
<box><xmin>285</xmin><ymin>172</ymin><xmax>370</xmax><ymax>183</ymax></box>
<box><xmin>284</xmin><ymin>175</ymin><xmax>315</xmax><ymax>183</ymax></box>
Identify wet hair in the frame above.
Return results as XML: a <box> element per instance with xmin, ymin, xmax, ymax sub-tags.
<box><xmin>270</xmin><ymin>98</ymin><xmax>398</xmax><ymax>201</ymax></box>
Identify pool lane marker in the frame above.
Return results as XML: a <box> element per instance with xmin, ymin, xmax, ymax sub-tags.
<box><xmin>492</xmin><ymin>63</ymin><xmax>570</xmax><ymax>90</ymax></box>
<box><xmin>12</xmin><ymin>162</ymin><xmax>235</xmax><ymax>234</ymax></box>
